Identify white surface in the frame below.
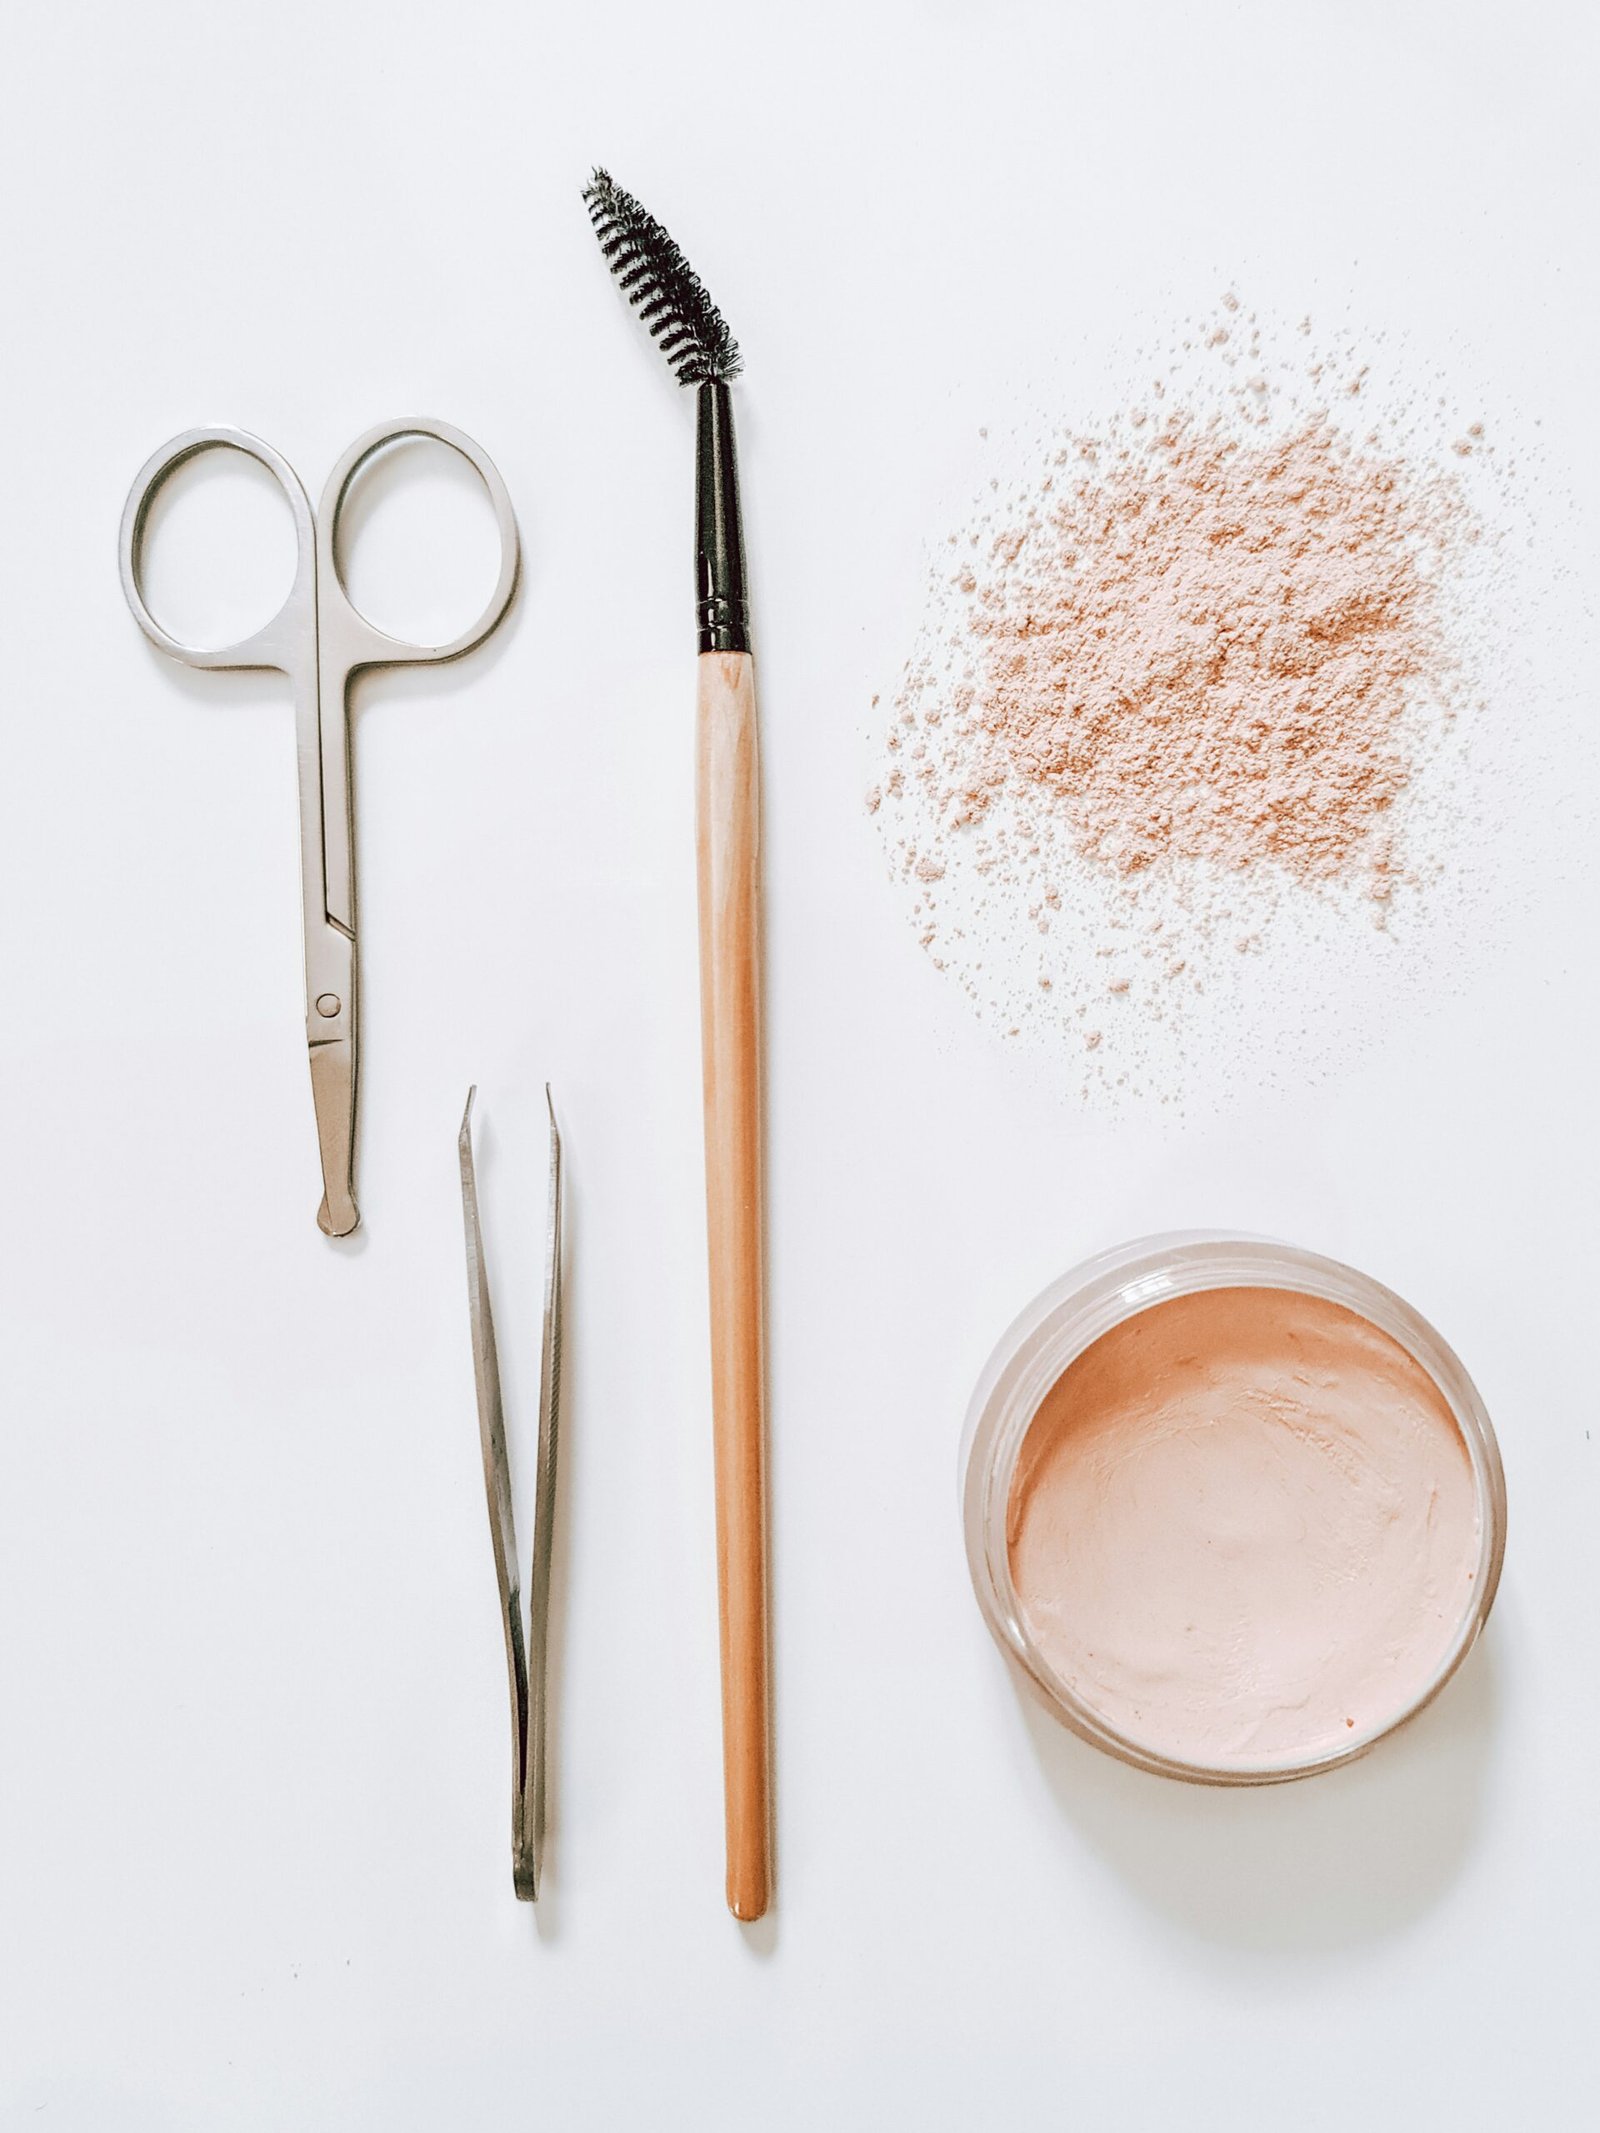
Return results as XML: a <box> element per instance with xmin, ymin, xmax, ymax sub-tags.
<box><xmin>1</xmin><ymin>3</ymin><xmax>1597</xmax><ymax>2126</ymax></box>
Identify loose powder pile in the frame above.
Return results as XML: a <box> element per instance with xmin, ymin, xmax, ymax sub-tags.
<box><xmin>872</xmin><ymin>302</ymin><xmax>1500</xmax><ymax>1100</ymax></box>
<box><xmin>947</xmin><ymin>415</ymin><xmax>1450</xmax><ymax>889</ymax></box>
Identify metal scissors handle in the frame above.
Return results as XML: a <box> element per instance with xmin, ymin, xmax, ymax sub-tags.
<box><xmin>120</xmin><ymin>420</ymin><xmax>520</xmax><ymax>1236</ymax></box>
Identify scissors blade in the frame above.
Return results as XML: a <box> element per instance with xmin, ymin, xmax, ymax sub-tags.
<box><xmin>306</xmin><ymin>922</ymin><xmax>359</xmax><ymax>1238</ymax></box>
<box><xmin>308</xmin><ymin>1034</ymin><xmax>358</xmax><ymax>1237</ymax></box>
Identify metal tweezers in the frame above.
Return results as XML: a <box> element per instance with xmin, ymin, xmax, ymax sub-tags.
<box><xmin>458</xmin><ymin>1087</ymin><xmax>564</xmax><ymax>1901</ymax></box>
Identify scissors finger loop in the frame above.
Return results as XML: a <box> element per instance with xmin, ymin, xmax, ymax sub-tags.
<box><xmin>118</xmin><ymin>426</ymin><xmax>316</xmax><ymax>671</ymax></box>
<box><xmin>317</xmin><ymin>418</ymin><xmax>521</xmax><ymax>669</ymax></box>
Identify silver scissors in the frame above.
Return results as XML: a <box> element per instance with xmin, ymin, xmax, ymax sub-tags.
<box><xmin>120</xmin><ymin>420</ymin><xmax>520</xmax><ymax>1236</ymax></box>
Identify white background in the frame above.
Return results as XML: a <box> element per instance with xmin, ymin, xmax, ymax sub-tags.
<box><xmin>2</xmin><ymin>3</ymin><xmax>1597</xmax><ymax>2126</ymax></box>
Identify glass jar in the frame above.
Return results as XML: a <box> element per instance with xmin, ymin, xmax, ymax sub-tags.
<box><xmin>960</xmin><ymin>1232</ymin><xmax>1507</xmax><ymax>1784</ymax></box>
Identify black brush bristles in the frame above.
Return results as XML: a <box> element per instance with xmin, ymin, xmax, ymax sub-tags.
<box><xmin>583</xmin><ymin>168</ymin><xmax>743</xmax><ymax>388</ymax></box>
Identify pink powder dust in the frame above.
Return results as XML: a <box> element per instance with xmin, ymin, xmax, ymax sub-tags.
<box><xmin>873</xmin><ymin>304</ymin><xmax>1489</xmax><ymax>1092</ymax></box>
<box><xmin>951</xmin><ymin>415</ymin><xmax>1452</xmax><ymax>892</ymax></box>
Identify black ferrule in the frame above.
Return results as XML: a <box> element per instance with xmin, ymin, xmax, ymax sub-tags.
<box><xmin>695</xmin><ymin>378</ymin><xmax>750</xmax><ymax>655</ymax></box>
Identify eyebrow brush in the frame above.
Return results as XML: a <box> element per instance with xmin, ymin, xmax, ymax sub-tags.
<box><xmin>584</xmin><ymin>168</ymin><xmax>770</xmax><ymax>1921</ymax></box>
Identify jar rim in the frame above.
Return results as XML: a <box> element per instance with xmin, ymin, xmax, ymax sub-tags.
<box><xmin>960</xmin><ymin>1230</ymin><xmax>1507</xmax><ymax>1785</ymax></box>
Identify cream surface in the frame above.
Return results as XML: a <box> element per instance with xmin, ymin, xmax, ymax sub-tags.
<box><xmin>1007</xmin><ymin>1285</ymin><xmax>1480</xmax><ymax>1769</ymax></box>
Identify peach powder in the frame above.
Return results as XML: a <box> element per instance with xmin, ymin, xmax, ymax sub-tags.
<box><xmin>1006</xmin><ymin>1285</ymin><xmax>1481</xmax><ymax>1770</ymax></box>
<box><xmin>871</xmin><ymin>300</ymin><xmax>1499</xmax><ymax>1102</ymax></box>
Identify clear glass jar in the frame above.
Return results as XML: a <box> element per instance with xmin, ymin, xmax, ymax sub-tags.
<box><xmin>960</xmin><ymin>1232</ymin><xmax>1507</xmax><ymax>1784</ymax></box>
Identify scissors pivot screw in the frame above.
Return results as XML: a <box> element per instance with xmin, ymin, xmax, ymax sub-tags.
<box><xmin>315</xmin><ymin>994</ymin><xmax>342</xmax><ymax>1018</ymax></box>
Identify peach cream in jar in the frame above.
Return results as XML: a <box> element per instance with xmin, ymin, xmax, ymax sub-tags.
<box><xmin>961</xmin><ymin>1237</ymin><xmax>1506</xmax><ymax>1783</ymax></box>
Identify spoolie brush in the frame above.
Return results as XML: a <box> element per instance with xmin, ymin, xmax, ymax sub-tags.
<box><xmin>584</xmin><ymin>169</ymin><xmax>770</xmax><ymax>1922</ymax></box>
<box><xmin>584</xmin><ymin>168</ymin><xmax>751</xmax><ymax>660</ymax></box>
<box><xmin>583</xmin><ymin>169</ymin><xmax>742</xmax><ymax>386</ymax></box>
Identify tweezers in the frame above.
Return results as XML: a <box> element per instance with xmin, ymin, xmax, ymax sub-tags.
<box><xmin>458</xmin><ymin>1086</ymin><xmax>564</xmax><ymax>1901</ymax></box>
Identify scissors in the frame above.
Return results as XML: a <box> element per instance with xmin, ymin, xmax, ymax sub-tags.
<box><xmin>120</xmin><ymin>420</ymin><xmax>520</xmax><ymax>1236</ymax></box>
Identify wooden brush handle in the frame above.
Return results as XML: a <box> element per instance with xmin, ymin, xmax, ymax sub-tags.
<box><xmin>695</xmin><ymin>648</ymin><xmax>770</xmax><ymax>1922</ymax></box>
